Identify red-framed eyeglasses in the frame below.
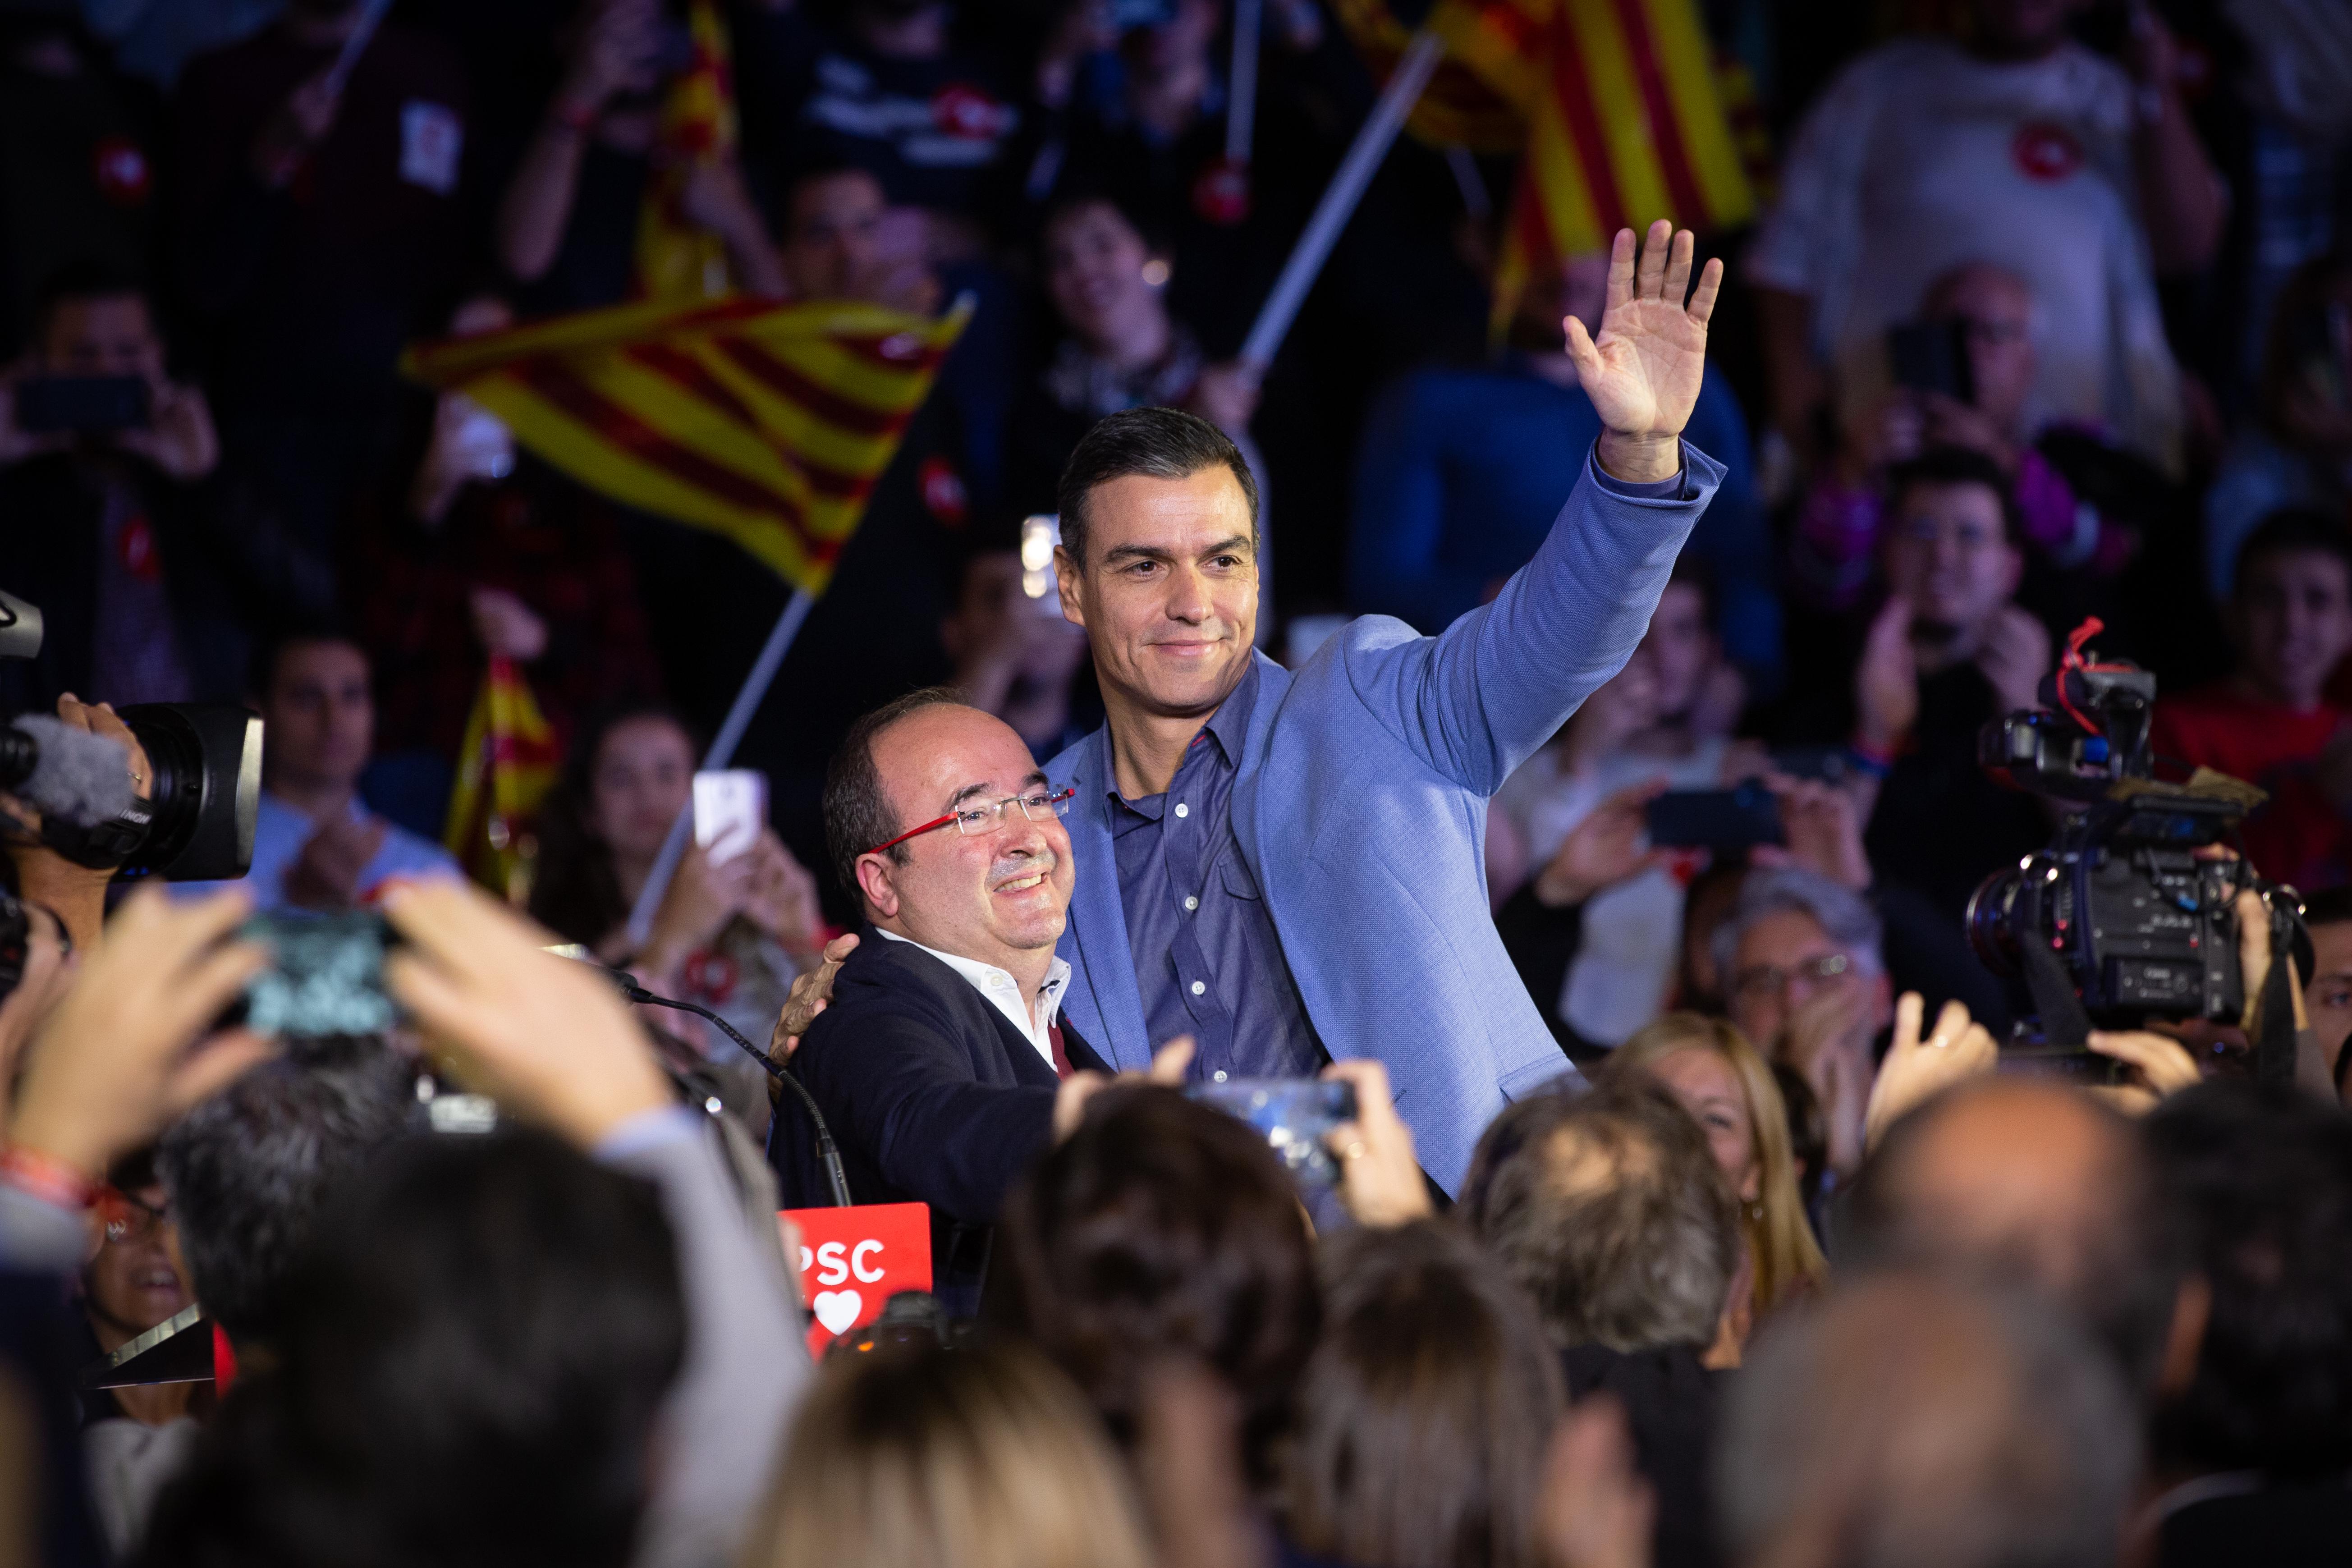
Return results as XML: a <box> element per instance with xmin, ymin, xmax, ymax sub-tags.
<box><xmin>864</xmin><ymin>785</ymin><xmax>1076</xmax><ymax>858</ymax></box>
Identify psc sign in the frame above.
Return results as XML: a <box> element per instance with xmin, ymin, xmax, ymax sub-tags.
<box><xmin>779</xmin><ymin>1201</ymin><xmax>931</xmax><ymax>1357</ymax></box>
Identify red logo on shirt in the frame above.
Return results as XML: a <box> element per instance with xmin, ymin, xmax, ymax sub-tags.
<box><xmin>919</xmin><ymin>454</ymin><xmax>967</xmax><ymax>525</ymax></box>
<box><xmin>2012</xmin><ymin>123</ymin><xmax>2085</xmax><ymax>182</ymax></box>
<box><xmin>931</xmin><ymin>83</ymin><xmax>1009</xmax><ymax>141</ymax></box>
<box><xmin>92</xmin><ymin>136</ymin><xmax>150</xmax><ymax>205</ymax></box>
<box><xmin>1192</xmin><ymin>156</ymin><xmax>1251</xmax><ymax>225</ymax></box>
<box><xmin>683</xmin><ymin>950</ymin><xmax>739</xmax><ymax>1005</ymax></box>
<box><xmin>117</xmin><ymin>514</ymin><xmax>161</xmax><ymax>583</ymax></box>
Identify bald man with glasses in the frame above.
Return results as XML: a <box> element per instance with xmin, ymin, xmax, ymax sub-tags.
<box><xmin>765</xmin><ymin>686</ymin><xmax>1119</xmax><ymax>1308</ymax></box>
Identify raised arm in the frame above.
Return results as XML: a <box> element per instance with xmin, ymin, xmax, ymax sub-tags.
<box><xmin>1340</xmin><ymin>223</ymin><xmax>1726</xmax><ymax>793</ymax></box>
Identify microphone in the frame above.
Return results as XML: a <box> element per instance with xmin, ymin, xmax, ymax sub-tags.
<box><xmin>613</xmin><ymin>972</ymin><xmax>854</xmax><ymax>1209</ymax></box>
<box><xmin>0</xmin><ymin>714</ymin><xmax>134</xmax><ymax>828</ymax></box>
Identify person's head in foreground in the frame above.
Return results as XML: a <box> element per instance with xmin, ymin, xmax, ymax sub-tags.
<box><xmin>997</xmin><ymin>1085</ymin><xmax>1317</xmax><ymax>1485</ymax></box>
<box><xmin>745</xmin><ymin>1338</ymin><xmax>1151</xmax><ymax>1568</ymax></box>
<box><xmin>825</xmin><ymin>688</ymin><xmax>1074</xmax><ymax>964</ymax></box>
<box><xmin>1840</xmin><ymin>1076</ymin><xmax>2191</xmax><ymax>1400</ymax></box>
<box><xmin>155</xmin><ymin>1036</ymin><xmax>417</xmax><ymax>1353</ymax></box>
<box><xmin>1283</xmin><ymin>1220</ymin><xmax>1565</xmax><ymax>1568</ymax></box>
<box><xmin>2228</xmin><ymin>506</ymin><xmax>2352</xmax><ymax>713</ymax></box>
<box><xmin>140</xmin><ymin>1128</ymin><xmax>685</xmax><ymax>1568</ymax></box>
<box><xmin>1053</xmin><ymin>406</ymin><xmax>1261</xmax><ymax>721</ymax></box>
<box><xmin>1603</xmin><ymin>1013</ymin><xmax>1828</xmax><ymax>1316</ymax></box>
<box><xmin>1716</xmin><ymin>1274</ymin><xmax>2140</xmax><ymax>1568</ymax></box>
<box><xmin>1462</xmin><ymin>1077</ymin><xmax>1739</xmax><ymax>1355</ymax></box>
<box><xmin>2144</xmin><ymin>1081</ymin><xmax>2352</xmax><ymax>1484</ymax></box>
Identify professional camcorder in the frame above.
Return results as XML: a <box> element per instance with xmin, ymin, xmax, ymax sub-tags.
<box><xmin>1964</xmin><ymin>620</ymin><xmax>2305</xmax><ymax>1032</ymax></box>
<box><xmin>0</xmin><ymin>587</ymin><xmax>260</xmax><ymax>884</ymax></box>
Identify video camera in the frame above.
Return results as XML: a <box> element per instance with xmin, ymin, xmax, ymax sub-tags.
<box><xmin>1963</xmin><ymin>620</ymin><xmax>2305</xmax><ymax>1032</ymax></box>
<box><xmin>0</xmin><ymin>586</ymin><xmax>260</xmax><ymax>886</ymax></box>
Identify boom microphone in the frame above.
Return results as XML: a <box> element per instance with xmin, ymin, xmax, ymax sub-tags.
<box><xmin>0</xmin><ymin>714</ymin><xmax>134</xmax><ymax>827</ymax></box>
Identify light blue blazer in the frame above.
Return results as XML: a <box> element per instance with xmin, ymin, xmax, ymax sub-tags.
<box><xmin>1045</xmin><ymin>443</ymin><xmax>1725</xmax><ymax>1192</ymax></box>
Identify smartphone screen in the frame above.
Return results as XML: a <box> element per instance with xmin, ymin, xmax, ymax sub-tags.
<box><xmin>240</xmin><ymin>912</ymin><xmax>401</xmax><ymax>1038</ymax></box>
<box><xmin>15</xmin><ymin>376</ymin><xmax>151</xmax><ymax>435</ymax></box>
<box><xmin>1645</xmin><ymin>782</ymin><xmax>1783</xmax><ymax>851</ymax></box>
<box><xmin>1887</xmin><ymin>320</ymin><xmax>1974</xmax><ymax>405</ymax></box>
<box><xmin>693</xmin><ymin>770</ymin><xmax>767</xmax><ymax>867</ymax></box>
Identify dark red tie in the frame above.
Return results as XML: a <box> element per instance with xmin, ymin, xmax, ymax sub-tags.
<box><xmin>1048</xmin><ymin>1024</ymin><xmax>1074</xmax><ymax>1081</ymax></box>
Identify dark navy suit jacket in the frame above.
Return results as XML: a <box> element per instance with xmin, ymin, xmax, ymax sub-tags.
<box><xmin>765</xmin><ymin>934</ymin><xmax>1105</xmax><ymax>1303</ymax></box>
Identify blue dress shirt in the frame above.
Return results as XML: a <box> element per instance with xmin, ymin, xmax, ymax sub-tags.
<box><xmin>1109</xmin><ymin>661</ymin><xmax>1323</xmax><ymax>1080</ymax></box>
<box><xmin>174</xmin><ymin>790</ymin><xmax>460</xmax><ymax>910</ymax></box>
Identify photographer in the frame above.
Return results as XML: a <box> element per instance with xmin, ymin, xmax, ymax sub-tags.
<box><xmin>0</xmin><ymin>266</ymin><xmax>264</xmax><ymax>716</ymax></box>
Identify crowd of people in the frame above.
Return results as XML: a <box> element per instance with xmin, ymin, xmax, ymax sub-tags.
<box><xmin>5</xmin><ymin>0</ymin><xmax>2352</xmax><ymax>1563</ymax></box>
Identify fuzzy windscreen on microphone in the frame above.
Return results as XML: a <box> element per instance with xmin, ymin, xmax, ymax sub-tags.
<box><xmin>8</xmin><ymin>714</ymin><xmax>134</xmax><ymax>826</ymax></box>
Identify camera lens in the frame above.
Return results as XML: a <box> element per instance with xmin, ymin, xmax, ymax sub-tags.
<box><xmin>1965</xmin><ymin>866</ymin><xmax>2025</xmax><ymax>976</ymax></box>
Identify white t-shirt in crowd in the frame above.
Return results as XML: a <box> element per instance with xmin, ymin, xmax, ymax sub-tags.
<box><xmin>1746</xmin><ymin>37</ymin><xmax>2182</xmax><ymax>470</ymax></box>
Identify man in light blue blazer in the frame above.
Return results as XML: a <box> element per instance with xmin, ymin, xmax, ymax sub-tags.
<box><xmin>1039</xmin><ymin>222</ymin><xmax>1730</xmax><ymax>1193</ymax></box>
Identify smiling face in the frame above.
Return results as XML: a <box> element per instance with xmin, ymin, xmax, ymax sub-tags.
<box><xmin>1057</xmin><ymin>467</ymin><xmax>1257</xmax><ymax>721</ymax></box>
<box><xmin>84</xmin><ymin>1183</ymin><xmax>189</xmax><ymax>1342</ymax></box>
<box><xmin>588</xmin><ymin>715</ymin><xmax>696</xmax><ymax>864</ymax></box>
<box><xmin>856</xmin><ymin>705</ymin><xmax>1074</xmax><ymax>969</ymax></box>
<box><xmin>2234</xmin><ymin>547</ymin><xmax>2352</xmax><ymax>711</ymax></box>
<box><xmin>1648</xmin><ymin>1047</ymin><xmax>1761</xmax><ymax>1202</ymax></box>
<box><xmin>1043</xmin><ymin>200</ymin><xmax>1165</xmax><ymax>354</ymax></box>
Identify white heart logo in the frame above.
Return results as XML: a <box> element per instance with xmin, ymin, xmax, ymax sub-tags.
<box><xmin>812</xmin><ymin>1289</ymin><xmax>863</xmax><ymax>1336</ymax></box>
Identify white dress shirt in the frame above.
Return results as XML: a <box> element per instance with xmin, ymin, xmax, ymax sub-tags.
<box><xmin>874</xmin><ymin>929</ymin><xmax>1072</xmax><ymax>1068</ymax></box>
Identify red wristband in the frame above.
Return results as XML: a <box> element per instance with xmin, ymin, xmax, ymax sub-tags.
<box><xmin>0</xmin><ymin>1146</ymin><xmax>97</xmax><ymax>1212</ymax></box>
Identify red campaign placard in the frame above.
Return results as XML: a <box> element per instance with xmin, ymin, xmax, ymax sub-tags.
<box><xmin>779</xmin><ymin>1202</ymin><xmax>931</xmax><ymax>1357</ymax></box>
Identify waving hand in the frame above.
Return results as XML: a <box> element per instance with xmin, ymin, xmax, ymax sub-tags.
<box><xmin>1568</xmin><ymin>220</ymin><xmax>1724</xmax><ymax>483</ymax></box>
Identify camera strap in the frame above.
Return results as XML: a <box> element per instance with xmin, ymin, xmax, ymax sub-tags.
<box><xmin>2017</xmin><ymin>871</ymin><xmax>2095</xmax><ymax>1050</ymax></box>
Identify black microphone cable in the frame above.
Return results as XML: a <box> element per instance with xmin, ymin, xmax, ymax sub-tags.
<box><xmin>614</xmin><ymin>974</ymin><xmax>853</xmax><ymax>1208</ymax></box>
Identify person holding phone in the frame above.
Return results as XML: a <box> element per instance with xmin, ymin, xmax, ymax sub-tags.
<box><xmin>0</xmin><ymin>266</ymin><xmax>255</xmax><ymax>718</ymax></box>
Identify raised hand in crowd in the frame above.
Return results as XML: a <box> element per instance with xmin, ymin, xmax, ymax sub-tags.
<box><xmin>1854</xmin><ymin>593</ymin><xmax>1919</xmax><ymax>755</ymax></box>
<box><xmin>1320</xmin><ymin>1057</ymin><xmax>1434</xmax><ymax>1228</ymax></box>
<box><xmin>469</xmin><ymin>586</ymin><xmax>550</xmax><ymax>662</ymax></box>
<box><xmin>385</xmin><ymin>879</ymin><xmax>672</xmax><ymax>1147</ymax></box>
<box><xmin>1051</xmin><ymin>1036</ymin><xmax>1195</xmax><ymax>1142</ymax></box>
<box><xmin>1863</xmin><ymin>992</ymin><xmax>1999</xmax><ymax>1155</ymax></box>
<box><xmin>1973</xmin><ymin>602</ymin><xmax>2052</xmax><ymax>718</ymax></box>
<box><xmin>1531</xmin><ymin>778</ymin><xmax>1671</xmax><ymax>909</ymax></box>
<box><xmin>4</xmin><ymin>695</ymin><xmax>149</xmax><ymax>956</ymax></box>
<box><xmin>1755</xmin><ymin>774</ymin><xmax>1871</xmax><ymax>892</ymax></box>
<box><xmin>770</xmin><ymin>931</ymin><xmax>859</xmax><ymax>1066</ymax></box>
<box><xmin>1781</xmin><ymin>977</ymin><xmax>1877</xmax><ymax>1178</ymax></box>
<box><xmin>499</xmin><ymin>0</ymin><xmax>665</xmax><ymax>281</ymax></box>
<box><xmin>112</xmin><ymin>375</ymin><xmax>220</xmax><ymax>482</ymax></box>
<box><xmin>1567</xmin><ymin>219</ymin><xmax>1724</xmax><ymax>481</ymax></box>
<box><xmin>636</xmin><ymin>838</ymin><xmax>761</xmax><ymax>985</ymax></box>
<box><xmin>283</xmin><ymin>812</ymin><xmax>389</xmax><ymax>912</ymax></box>
<box><xmin>739</xmin><ymin>831</ymin><xmax>828</xmax><ymax>963</ymax></box>
<box><xmin>8</xmin><ymin>888</ymin><xmax>272</xmax><ymax>1185</ymax></box>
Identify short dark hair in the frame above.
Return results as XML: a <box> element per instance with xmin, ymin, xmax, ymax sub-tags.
<box><xmin>247</xmin><ymin>620</ymin><xmax>367</xmax><ymax>704</ymax></box>
<box><xmin>1885</xmin><ymin>445</ymin><xmax>2026</xmax><ymax>551</ymax></box>
<box><xmin>1464</xmin><ymin>1078</ymin><xmax>1739</xmax><ymax>1353</ymax></box>
<box><xmin>156</xmin><ymin>1036</ymin><xmax>418</xmax><ymax>1346</ymax></box>
<box><xmin>1054</xmin><ymin>406</ymin><xmax>1258</xmax><ymax>569</ymax></box>
<box><xmin>2233</xmin><ymin>506</ymin><xmax>2352</xmax><ymax>601</ymax></box>
<box><xmin>142</xmin><ymin>1128</ymin><xmax>685</xmax><ymax>1568</ymax></box>
<box><xmin>997</xmin><ymin>1085</ymin><xmax>1319</xmax><ymax>1487</ymax></box>
<box><xmin>821</xmin><ymin>686</ymin><xmax>971</xmax><ymax>900</ymax></box>
<box><xmin>2146</xmin><ymin>1082</ymin><xmax>2352</xmax><ymax>1478</ymax></box>
<box><xmin>1284</xmin><ymin>1221</ymin><xmax>1565</xmax><ymax>1568</ymax></box>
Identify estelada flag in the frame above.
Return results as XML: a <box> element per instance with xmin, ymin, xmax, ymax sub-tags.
<box><xmin>1326</xmin><ymin>0</ymin><xmax>1530</xmax><ymax>152</ymax></box>
<box><xmin>400</xmin><ymin>295</ymin><xmax>971</xmax><ymax>596</ymax></box>
<box><xmin>444</xmin><ymin>655</ymin><xmax>560</xmax><ymax>903</ymax></box>
<box><xmin>637</xmin><ymin>0</ymin><xmax>737</xmax><ymax>302</ymax></box>
<box><xmin>1489</xmin><ymin>0</ymin><xmax>1755</xmax><ymax>330</ymax></box>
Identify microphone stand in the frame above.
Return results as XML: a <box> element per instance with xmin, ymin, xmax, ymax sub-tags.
<box><xmin>615</xmin><ymin>974</ymin><xmax>853</xmax><ymax>1208</ymax></box>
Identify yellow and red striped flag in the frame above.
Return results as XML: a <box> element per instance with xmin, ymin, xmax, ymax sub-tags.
<box><xmin>401</xmin><ymin>295</ymin><xmax>970</xmax><ymax>596</ymax></box>
<box><xmin>444</xmin><ymin>656</ymin><xmax>561</xmax><ymax>903</ymax></box>
<box><xmin>1327</xmin><ymin>0</ymin><xmax>1530</xmax><ymax>152</ymax></box>
<box><xmin>1491</xmin><ymin>0</ymin><xmax>1756</xmax><ymax>330</ymax></box>
<box><xmin>637</xmin><ymin>0</ymin><xmax>738</xmax><ymax>302</ymax></box>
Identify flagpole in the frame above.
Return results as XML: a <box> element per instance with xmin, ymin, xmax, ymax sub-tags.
<box><xmin>1238</xmin><ymin>29</ymin><xmax>1444</xmax><ymax>370</ymax></box>
<box><xmin>1225</xmin><ymin>0</ymin><xmax>1261</xmax><ymax>165</ymax></box>
<box><xmin>624</xmin><ymin>586</ymin><xmax>816</xmax><ymax>947</ymax></box>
